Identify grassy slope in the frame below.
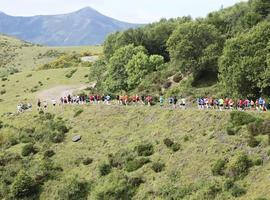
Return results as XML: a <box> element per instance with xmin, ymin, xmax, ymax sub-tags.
<box><xmin>1</xmin><ymin>106</ymin><xmax>270</xmax><ymax>199</ymax></box>
<box><xmin>0</xmin><ymin>67</ymin><xmax>90</xmax><ymax>113</ymax></box>
<box><xmin>0</xmin><ymin>34</ymin><xmax>102</xmax><ymax>71</ymax></box>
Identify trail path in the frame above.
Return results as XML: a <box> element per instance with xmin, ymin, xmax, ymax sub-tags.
<box><xmin>36</xmin><ymin>84</ymin><xmax>91</xmax><ymax>102</ymax></box>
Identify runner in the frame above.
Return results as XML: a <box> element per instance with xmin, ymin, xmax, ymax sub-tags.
<box><xmin>43</xmin><ymin>101</ymin><xmax>48</xmax><ymax>110</ymax></box>
<box><xmin>218</xmin><ymin>98</ymin><xmax>224</xmax><ymax>111</ymax></box>
<box><xmin>173</xmin><ymin>96</ymin><xmax>178</xmax><ymax>109</ymax></box>
<box><xmin>52</xmin><ymin>99</ymin><xmax>56</xmax><ymax>107</ymax></box>
<box><xmin>37</xmin><ymin>99</ymin><xmax>42</xmax><ymax>111</ymax></box>
<box><xmin>159</xmin><ymin>95</ymin><xmax>164</xmax><ymax>107</ymax></box>
<box><xmin>146</xmin><ymin>95</ymin><xmax>153</xmax><ymax>106</ymax></box>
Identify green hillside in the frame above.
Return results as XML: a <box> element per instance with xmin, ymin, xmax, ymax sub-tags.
<box><xmin>1</xmin><ymin>106</ymin><xmax>270</xmax><ymax>199</ymax></box>
<box><xmin>0</xmin><ymin>34</ymin><xmax>102</xmax><ymax>74</ymax></box>
<box><xmin>0</xmin><ymin>0</ymin><xmax>270</xmax><ymax>199</ymax></box>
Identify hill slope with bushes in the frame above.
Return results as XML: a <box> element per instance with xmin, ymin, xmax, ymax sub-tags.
<box><xmin>0</xmin><ymin>107</ymin><xmax>270</xmax><ymax>199</ymax></box>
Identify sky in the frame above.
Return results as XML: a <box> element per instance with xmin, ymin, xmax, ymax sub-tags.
<box><xmin>0</xmin><ymin>0</ymin><xmax>247</xmax><ymax>23</ymax></box>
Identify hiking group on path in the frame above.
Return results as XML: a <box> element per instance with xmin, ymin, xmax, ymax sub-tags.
<box><xmin>31</xmin><ymin>94</ymin><xmax>269</xmax><ymax>113</ymax></box>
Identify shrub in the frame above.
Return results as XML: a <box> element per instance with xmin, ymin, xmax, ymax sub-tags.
<box><xmin>212</xmin><ymin>159</ymin><xmax>226</xmax><ymax>176</ymax></box>
<box><xmin>253</xmin><ymin>158</ymin><xmax>263</xmax><ymax>166</ymax></box>
<box><xmin>21</xmin><ymin>143</ymin><xmax>37</xmax><ymax>157</ymax></box>
<box><xmin>11</xmin><ymin>170</ymin><xmax>38</xmax><ymax>198</ymax></box>
<box><xmin>202</xmin><ymin>182</ymin><xmax>222</xmax><ymax>199</ymax></box>
<box><xmin>163</xmin><ymin>138</ymin><xmax>174</xmax><ymax>147</ymax></box>
<box><xmin>128</xmin><ymin>176</ymin><xmax>144</xmax><ymax>187</ymax></box>
<box><xmin>94</xmin><ymin>171</ymin><xmax>138</xmax><ymax>200</ymax></box>
<box><xmin>0</xmin><ymin>89</ymin><xmax>6</xmax><ymax>95</ymax></box>
<box><xmin>230</xmin><ymin>184</ymin><xmax>246</xmax><ymax>197</ymax></box>
<box><xmin>108</xmin><ymin>150</ymin><xmax>136</xmax><ymax>169</ymax></box>
<box><xmin>247</xmin><ymin>136</ymin><xmax>260</xmax><ymax>147</ymax></box>
<box><xmin>82</xmin><ymin>158</ymin><xmax>93</xmax><ymax>165</ymax></box>
<box><xmin>226</xmin><ymin>123</ymin><xmax>240</xmax><ymax>135</ymax></box>
<box><xmin>125</xmin><ymin>158</ymin><xmax>150</xmax><ymax>172</ymax></box>
<box><xmin>223</xmin><ymin>179</ymin><xmax>234</xmax><ymax>191</ymax></box>
<box><xmin>135</xmin><ymin>143</ymin><xmax>154</xmax><ymax>156</ymax></box>
<box><xmin>65</xmin><ymin>69</ymin><xmax>77</xmax><ymax>78</ymax></box>
<box><xmin>226</xmin><ymin>153</ymin><xmax>252</xmax><ymax>180</ymax></box>
<box><xmin>50</xmin><ymin>131</ymin><xmax>66</xmax><ymax>143</ymax></box>
<box><xmin>1</xmin><ymin>77</ymin><xmax>7</xmax><ymax>81</ymax></box>
<box><xmin>57</xmin><ymin>176</ymin><xmax>90</xmax><ymax>200</ymax></box>
<box><xmin>26</xmin><ymin>74</ymin><xmax>32</xmax><ymax>78</ymax></box>
<box><xmin>229</xmin><ymin>111</ymin><xmax>256</xmax><ymax>126</ymax></box>
<box><xmin>183</xmin><ymin>135</ymin><xmax>189</xmax><ymax>142</ymax></box>
<box><xmin>247</xmin><ymin>119</ymin><xmax>265</xmax><ymax>136</ymax></box>
<box><xmin>43</xmin><ymin>150</ymin><xmax>55</xmax><ymax>158</ymax></box>
<box><xmin>254</xmin><ymin>198</ymin><xmax>268</xmax><ymax>200</ymax></box>
<box><xmin>171</xmin><ymin>143</ymin><xmax>181</xmax><ymax>152</ymax></box>
<box><xmin>74</xmin><ymin>109</ymin><xmax>83</xmax><ymax>118</ymax></box>
<box><xmin>99</xmin><ymin>163</ymin><xmax>112</xmax><ymax>176</ymax></box>
<box><xmin>151</xmin><ymin>162</ymin><xmax>165</xmax><ymax>173</ymax></box>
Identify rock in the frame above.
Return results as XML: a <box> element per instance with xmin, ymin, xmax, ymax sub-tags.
<box><xmin>72</xmin><ymin>135</ymin><xmax>81</xmax><ymax>142</ymax></box>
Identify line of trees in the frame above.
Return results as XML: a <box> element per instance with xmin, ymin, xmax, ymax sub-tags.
<box><xmin>90</xmin><ymin>0</ymin><xmax>270</xmax><ymax>99</ymax></box>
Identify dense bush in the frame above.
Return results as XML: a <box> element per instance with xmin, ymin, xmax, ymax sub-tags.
<box><xmin>125</xmin><ymin>158</ymin><xmax>150</xmax><ymax>172</ymax></box>
<box><xmin>212</xmin><ymin>159</ymin><xmax>227</xmax><ymax>176</ymax></box>
<box><xmin>171</xmin><ymin>143</ymin><xmax>181</xmax><ymax>152</ymax></box>
<box><xmin>57</xmin><ymin>176</ymin><xmax>90</xmax><ymax>200</ymax></box>
<box><xmin>230</xmin><ymin>184</ymin><xmax>246</xmax><ymax>197</ymax></box>
<box><xmin>21</xmin><ymin>143</ymin><xmax>37</xmax><ymax>157</ymax></box>
<box><xmin>43</xmin><ymin>150</ymin><xmax>55</xmax><ymax>158</ymax></box>
<box><xmin>94</xmin><ymin>171</ymin><xmax>139</xmax><ymax>200</ymax></box>
<box><xmin>248</xmin><ymin>119</ymin><xmax>270</xmax><ymax>136</ymax></box>
<box><xmin>135</xmin><ymin>143</ymin><xmax>154</xmax><ymax>156</ymax></box>
<box><xmin>247</xmin><ymin>136</ymin><xmax>260</xmax><ymax>147</ymax></box>
<box><xmin>163</xmin><ymin>138</ymin><xmax>181</xmax><ymax>152</ymax></box>
<box><xmin>226</xmin><ymin>123</ymin><xmax>241</xmax><ymax>135</ymax></box>
<box><xmin>82</xmin><ymin>158</ymin><xmax>93</xmax><ymax>166</ymax></box>
<box><xmin>229</xmin><ymin>111</ymin><xmax>257</xmax><ymax>126</ymax></box>
<box><xmin>11</xmin><ymin>170</ymin><xmax>38</xmax><ymax>198</ymax></box>
<box><xmin>253</xmin><ymin>157</ymin><xmax>263</xmax><ymax>166</ymax></box>
<box><xmin>34</xmin><ymin>113</ymin><xmax>69</xmax><ymax>143</ymax></box>
<box><xmin>99</xmin><ymin>163</ymin><xmax>112</xmax><ymax>176</ymax></box>
<box><xmin>163</xmin><ymin>138</ymin><xmax>174</xmax><ymax>147</ymax></box>
<box><xmin>226</xmin><ymin>153</ymin><xmax>253</xmax><ymax>180</ymax></box>
<box><xmin>151</xmin><ymin>162</ymin><xmax>165</xmax><ymax>173</ymax></box>
<box><xmin>108</xmin><ymin>149</ymin><xmax>136</xmax><ymax>169</ymax></box>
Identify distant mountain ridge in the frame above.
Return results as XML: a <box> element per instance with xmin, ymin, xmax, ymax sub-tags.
<box><xmin>0</xmin><ymin>7</ymin><xmax>141</xmax><ymax>46</ymax></box>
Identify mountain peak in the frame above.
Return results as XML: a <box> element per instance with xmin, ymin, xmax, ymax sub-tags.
<box><xmin>74</xmin><ymin>7</ymin><xmax>100</xmax><ymax>15</ymax></box>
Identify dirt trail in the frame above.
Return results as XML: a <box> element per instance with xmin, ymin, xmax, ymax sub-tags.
<box><xmin>36</xmin><ymin>84</ymin><xmax>91</xmax><ymax>102</ymax></box>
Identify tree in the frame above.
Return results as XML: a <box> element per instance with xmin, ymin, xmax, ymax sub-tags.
<box><xmin>167</xmin><ymin>22</ymin><xmax>223</xmax><ymax>79</ymax></box>
<box><xmin>11</xmin><ymin>170</ymin><xmax>38</xmax><ymax>198</ymax></box>
<box><xmin>219</xmin><ymin>21</ymin><xmax>270</xmax><ymax>98</ymax></box>
<box><xmin>252</xmin><ymin>0</ymin><xmax>270</xmax><ymax>19</ymax></box>
<box><xmin>104</xmin><ymin>44</ymin><xmax>146</xmax><ymax>93</ymax></box>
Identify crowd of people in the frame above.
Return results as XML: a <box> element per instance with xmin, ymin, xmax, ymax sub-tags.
<box><xmin>32</xmin><ymin>94</ymin><xmax>269</xmax><ymax>112</ymax></box>
<box><xmin>196</xmin><ymin>97</ymin><xmax>268</xmax><ymax>111</ymax></box>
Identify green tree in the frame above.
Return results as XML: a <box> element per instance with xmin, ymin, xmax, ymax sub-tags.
<box><xmin>219</xmin><ymin>21</ymin><xmax>270</xmax><ymax>98</ymax></box>
<box><xmin>252</xmin><ymin>0</ymin><xmax>270</xmax><ymax>18</ymax></box>
<box><xmin>104</xmin><ymin>44</ymin><xmax>146</xmax><ymax>92</ymax></box>
<box><xmin>167</xmin><ymin>22</ymin><xmax>222</xmax><ymax>79</ymax></box>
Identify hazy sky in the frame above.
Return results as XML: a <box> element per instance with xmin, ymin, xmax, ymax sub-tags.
<box><xmin>0</xmin><ymin>0</ymin><xmax>247</xmax><ymax>23</ymax></box>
